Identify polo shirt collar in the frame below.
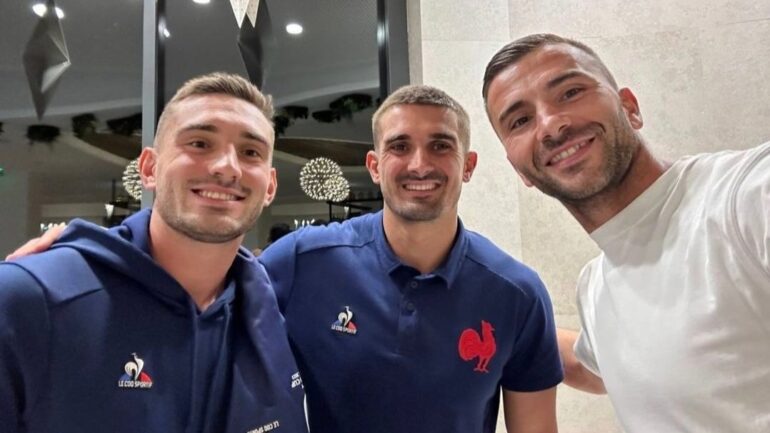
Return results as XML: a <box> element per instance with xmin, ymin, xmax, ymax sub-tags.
<box><xmin>372</xmin><ymin>211</ymin><xmax>470</xmax><ymax>288</ymax></box>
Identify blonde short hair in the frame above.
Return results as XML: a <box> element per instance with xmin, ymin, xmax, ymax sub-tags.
<box><xmin>155</xmin><ymin>72</ymin><xmax>273</xmax><ymax>146</ymax></box>
<box><xmin>371</xmin><ymin>85</ymin><xmax>471</xmax><ymax>152</ymax></box>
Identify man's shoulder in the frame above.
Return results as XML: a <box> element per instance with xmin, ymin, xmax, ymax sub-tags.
<box><xmin>2</xmin><ymin>247</ymin><xmax>103</xmax><ymax>306</ymax></box>
<box><xmin>0</xmin><ymin>263</ymin><xmax>51</xmax><ymax>339</ymax></box>
<box><xmin>463</xmin><ymin>230</ymin><xmax>544</xmax><ymax>293</ymax></box>
<box><xmin>678</xmin><ymin>141</ymin><xmax>770</xmax><ymax>180</ymax></box>
<box><xmin>288</xmin><ymin>214</ymin><xmax>378</xmax><ymax>255</ymax></box>
<box><xmin>0</xmin><ymin>262</ymin><xmax>46</xmax><ymax>307</ymax></box>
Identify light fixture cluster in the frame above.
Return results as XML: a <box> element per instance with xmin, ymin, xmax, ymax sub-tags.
<box><xmin>299</xmin><ymin>157</ymin><xmax>350</xmax><ymax>202</ymax></box>
<box><xmin>122</xmin><ymin>158</ymin><xmax>142</xmax><ymax>201</ymax></box>
<box><xmin>32</xmin><ymin>3</ymin><xmax>64</xmax><ymax>18</ymax></box>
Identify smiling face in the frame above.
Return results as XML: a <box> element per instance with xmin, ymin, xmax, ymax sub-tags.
<box><xmin>366</xmin><ymin>104</ymin><xmax>477</xmax><ymax>223</ymax></box>
<box><xmin>140</xmin><ymin>93</ymin><xmax>277</xmax><ymax>243</ymax></box>
<box><xmin>485</xmin><ymin>43</ymin><xmax>644</xmax><ymax>203</ymax></box>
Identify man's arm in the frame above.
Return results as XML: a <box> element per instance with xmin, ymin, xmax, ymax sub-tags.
<box><xmin>503</xmin><ymin>387</ymin><xmax>557</xmax><ymax>433</ymax></box>
<box><xmin>5</xmin><ymin>223</ymin><xmax>65</xmax><ymax>260</ymax></box>
<box><xmin>557</xmin><ymin>328</ymin><xmax>605</xmax><ymax>394</ymax></box>
<box><xmin>0</xmin><ymin>264</ymin><xmax>51</xmax><ymax>432</ymax></box>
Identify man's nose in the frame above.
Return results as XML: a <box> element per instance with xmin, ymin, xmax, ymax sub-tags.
<box><xmin>209</xmin><ymin>146</ymin><xmax>242</xmax><ymax>182</ymax></box>
<box><xmin>535</xmin><ymin>106</ymin><xmax>571</xmax><ymax>146</ymax></box>
<box><xmin>407</xmin><ymin>147</ymin><xmax>432</xmax><ymax>176</ymax></box>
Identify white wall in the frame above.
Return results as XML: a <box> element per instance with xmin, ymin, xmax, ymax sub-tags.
<box><xmin>408</xmin><ymin>0</ymin><xmax>770</xmax><ymax>431</ymax></box>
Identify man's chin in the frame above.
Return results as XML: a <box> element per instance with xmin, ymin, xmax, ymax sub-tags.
<box><xmin>536</xmin><ymin>177</ymin><xmax>610</xmax><ymax>202</ymax></box>
<box><xmin>167</xmin><ymin>214</ymin><xmax>250</xmax><ymax>244</ymax></box>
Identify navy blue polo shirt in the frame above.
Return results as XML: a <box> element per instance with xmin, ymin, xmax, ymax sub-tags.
<box><xmin>260</xmin><ymin>212</ymin><xmax>562</xmax><ymax>433</ymax></box>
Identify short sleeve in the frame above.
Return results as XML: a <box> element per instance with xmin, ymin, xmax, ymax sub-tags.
<box><xmin>573</xmin><ymin>258</ymin><xmax>602</xmax><ymax>377</ymax></box>
<box><xmin>731</xmin><ymin>142</ymin><xmax>770</xmax><ymax>277</ymax></box>
<box><xmin>501</xmin><ymin>274</ymin><xmax>564</xmax><ymax>392</ymax></box>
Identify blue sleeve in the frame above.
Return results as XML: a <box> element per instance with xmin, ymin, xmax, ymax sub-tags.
<box><xmin>258</xmin><ymin>232</ymin><xmax>299</xmax><ymax>314</ymax></box>
<box><xmin>0</xmin><ymin>263</ymin><xmax>51</xmax><ymax>432</ymax></box>
<box><xmin>500</xmin><ymin>275</ymin><xmax>563</xmax><ymax>392</ymax></box>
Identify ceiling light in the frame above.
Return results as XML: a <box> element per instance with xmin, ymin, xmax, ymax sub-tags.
<box><xmin>285</xmin><ymin>23</ymin><xmax>303</xmax><ymax>35</ymax></box>
<box><xmin>163</xmin><ymin>28</ymin><xmax>171</xmax><ymax>38</ymax></box>
<box><xmin>192</xmin><ymin>0</ymin><xmax>210</xmax><ymax>4</ymax></box>
<box><xmin>32</xmin><ymin>3</ymin><xmax>64</xmax><ymax>18</ymax></box>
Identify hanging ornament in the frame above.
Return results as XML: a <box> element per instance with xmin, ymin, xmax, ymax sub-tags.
<box><xmin>122</xmin><ymin>158</ymin><xmax>142</xmax><ymax>200</ymax></box>
<box><xmin>299</xmin><ymin>157</ymin><xmax>350</xmax><ymax>202</ymax></box>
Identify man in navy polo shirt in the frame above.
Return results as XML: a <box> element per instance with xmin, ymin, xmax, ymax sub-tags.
<box><xmin>260</xmin><ymin>85</ymin><xmax>562</xmax><ymax>433</ymax></box>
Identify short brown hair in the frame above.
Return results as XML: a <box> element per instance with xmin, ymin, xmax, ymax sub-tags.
<box><xmin>371</xmin><ymin>85</ymin><xmax>471</xmax><ymax>152</ymax></box>
<box><xmin>155</xmin><ymin>72</ymin><xmax>273</xmax><ymax>146</ymax></box>
<box><xmin>482</xmin><ymin>33</ymin><xmax>618</xmax><ymax>104</ymax></box>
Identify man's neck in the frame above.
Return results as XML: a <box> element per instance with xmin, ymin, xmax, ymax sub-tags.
<box><xmin>148</xmin><ymin>214</ymin><xmax>241</xmax><ymax>311</ymax></box>
<box><xmin>382</xmin><ymin>208</ymin><xmax>459</xmax><ymax>275</ymax></box>
<box><xmin>565</xmin><ymin>146</ymin><xmax>670</xmax><ymax>233</ymax></box>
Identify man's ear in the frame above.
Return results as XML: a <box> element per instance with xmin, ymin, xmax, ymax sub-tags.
<box><xmin>365</xmin><ymin>150</ymin><xmax>381</xmax><ymax>185</ymax></box>
<box><xmin>263</xmin><ymin>168</ymin><xmax>278</xmax><ymax>207</ymax></box>
<box><xmin>618</xmin><ymin>87</ymin><xmax>643</xmax><ymax>129</ymax></box>
<box><xmin>138</xmin><ymin>147</ymin><xmax>158</xmax><ymax>191</ymax></box>
<box><xmin>462</xmin><ymin>151</ymin><xmax>478</xmax><ymax>182</ymax></box>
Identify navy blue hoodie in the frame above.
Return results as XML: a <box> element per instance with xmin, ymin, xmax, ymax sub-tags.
<box><xmin>0</xmin><ymin>210</ymin><xmax>307</xmax><ymax>433</ymax></box>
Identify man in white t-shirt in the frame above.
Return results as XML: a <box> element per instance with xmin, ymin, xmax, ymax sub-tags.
<box><xmin>482</xmin><ymin>33</ymin><xmax>770</xmax><ymax>432</ymax></box>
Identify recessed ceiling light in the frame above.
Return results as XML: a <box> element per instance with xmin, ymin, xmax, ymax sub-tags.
<box><xmin>32</xmin><ymin>3</ymin><xmax>64</xmax><ymax>18</ymax></box>
<box><xmin>192</xmin><ymin>0</ymin><xmax>210</xmax><ymax>4</ymax></box>
<box><xmin>162</xmin><ymin>28</ymin><xmax>171</xmax><ymax>38</ymax></box>
<box><xmin>285</xmin><ymin>23</ymin><xmax>303</xmax><ymax>35</ymax></box>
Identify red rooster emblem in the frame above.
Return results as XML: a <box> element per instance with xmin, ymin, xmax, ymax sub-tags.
<box><xmin>458</xmin><ymin>320</ymin><xmax>496</xmax><ymax>373</ymax></box>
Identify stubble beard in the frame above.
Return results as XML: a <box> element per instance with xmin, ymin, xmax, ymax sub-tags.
<box><xmin>529</xmin><ymin>110</ymin><xmax>641</xmax><ymax>204</ymax></box>
<box><xmin>383</xmin><ymin>173</ymin><xmax>452</xmax><ymax>223</ymax></box>
<box><xmin>154</xmin><ymin>181</ymin><xmax>261</xmax><ymax>244</ymax></box>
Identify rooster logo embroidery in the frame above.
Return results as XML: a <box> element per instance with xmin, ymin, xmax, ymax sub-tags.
<box><xmin>331</xmin><ymin>306</ymin><xmax>357</xmax><ymax>335</ymax></box>
<box><xmin>118</xmin><ymin>353</ymin><xmax>153</xmax><ymax>389</ymax></box>
<box><xmin>458</xmin><ymin>320</ymin><xmax>497</xmax><ymax>373</ymax></box>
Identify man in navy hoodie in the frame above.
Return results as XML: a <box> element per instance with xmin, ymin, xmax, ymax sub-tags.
<box><xmin>0</xmin><ymin>73</ymin><xmax>307</xmax><ymax>433</ymax></box>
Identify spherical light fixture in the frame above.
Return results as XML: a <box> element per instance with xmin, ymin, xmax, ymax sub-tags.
<box><xmin>122</xmin><ymin>159</ymin><xmax>142</xmax><ymax>201</ymax></box>
<box><xmin>299</xmin><ymin>157</ymin><xmax>350</xmax><ymax>202</ymax></box>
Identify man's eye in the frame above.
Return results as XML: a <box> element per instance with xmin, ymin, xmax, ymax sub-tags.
<box><xmin>389</xmin><ymin>143</ymin><xmax>407</xmax><ymax>152</ymax></box>
<box><xmin>510</xmin><ymin>116</ymin><xmax>529</xmax><ymax>130</ymax></box>
<box><xmin>242</xmin><ymin>149</ymin><xmax>262</xmax><ymax>158</ymax></box>
<box><xmin>563</xmin><ymin>87</ymin><xmax>584</xmax><ymax>100</ymax></box>
<box><xmin>433</xmin><ymin>142</ymin><xmax>451</xmax><ymax>151</ymax></box>
<box><xmin>188</xmin><ymin>140</ymin><xmax>207</xmax><ymax>149</ymax></box>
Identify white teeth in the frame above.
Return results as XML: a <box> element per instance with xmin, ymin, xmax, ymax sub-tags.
<box><xmin>551</xmin><ymin>140</ymin><xmax>588</xmax><ymax>164</ymax></box>
<box><xmin>404</xmin><ymin>183</ymin><xmax>439</xmax><ymax>191</ymax></box>
<box><xmin>198</xmin><ymin>190</ymin><xmax>238</xmax><ymax>201</ymax></box>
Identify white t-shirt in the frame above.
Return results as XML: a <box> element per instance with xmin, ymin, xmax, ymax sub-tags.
<box><xmin>575</xmin><ymin>143</ymin><xmax>770</xmax><ymax>433</ymax></box>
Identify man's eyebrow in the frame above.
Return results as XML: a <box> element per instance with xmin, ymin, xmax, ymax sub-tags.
<box><xmin>497</xmin><ymin>100</ymin><xmax>524</xmax><ymax>125</ymax></box>
<box><xmin>546</xmin><ymin>71</ymin><xmax>587</xmax><ymax>89</ymax></box>
<box><xmin>179</xmin><ymin>123</ymin><xmax>269</xmax><ymax>145</ymax></box>
<box><xmin>241</xmin><ymin>130</ymin><xmax>269</xmax><ymax>145</ymax></box>
<box><xmin>180</xmin><ymin>123</ymin><xmax>217</xmax><ymax>134</ymax></box>
<box><xmin>429</xmin><ymin>132</ymin><xmax>457</xmax><ymax>142</ymax></box>
<box><xmin>384</xmin><ymin>134</ymin><xmax>410</xmax><ymax>145</ymax></box>
<box><xmin>496</xmin><ymin>71</ymin><xmax>590</xmax><ymax>125</ymax></box>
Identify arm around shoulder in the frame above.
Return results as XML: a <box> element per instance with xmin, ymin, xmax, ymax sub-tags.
<box><xmin>557</xmin><ymin>328</ymin><xmax>606</xmax><ymax>394</ymax></box>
